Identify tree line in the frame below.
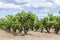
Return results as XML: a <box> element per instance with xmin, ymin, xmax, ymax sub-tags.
<box><xmin>0</xmin><ymin>11</ymin><xmax>60</xmax><ymax>35</ymax></box>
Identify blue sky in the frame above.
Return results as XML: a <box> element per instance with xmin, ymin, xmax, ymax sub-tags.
<box><xmin>0</xmin><ymin>0</ymin><xmax>60</xmax><ymax>18</ymax></box>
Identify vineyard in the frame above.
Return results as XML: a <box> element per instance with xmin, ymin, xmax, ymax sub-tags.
<box><xmin>0</xmin><ymin>11</ymin><xmax>60</xmax><ymax>35</ymax></box>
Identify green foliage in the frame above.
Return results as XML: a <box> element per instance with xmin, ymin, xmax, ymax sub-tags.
<box><xmin>0</xmin><ymin>11</ymin><xmax>60</xmax><ymax>34</ymax></box>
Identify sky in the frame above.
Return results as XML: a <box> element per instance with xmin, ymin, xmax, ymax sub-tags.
<box><xmin>0</xmin><ymin>0</ymin><xmax>60</xmax><ymax>18</ymax></box>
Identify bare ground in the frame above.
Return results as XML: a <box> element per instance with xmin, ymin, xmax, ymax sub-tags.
<box><xmin>0</xmin><ymin>29</ymin><xmax>60</xmax><ymax>40</ymax></box>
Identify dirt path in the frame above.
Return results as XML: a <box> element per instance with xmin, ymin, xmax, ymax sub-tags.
<box><xmin>0</xmin><ymin>29</ymin><xmax>60</xmax><ymax>40</ymax></box>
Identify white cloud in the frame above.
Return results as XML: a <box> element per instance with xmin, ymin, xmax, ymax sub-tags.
<box><xmin>54</xmin><ymin>0</ymin><xmax>60</xmax><ymax>5</ymax></box>
<box><xmin>17</xmin><ymin>0</ymin><xmax>53</xmax><ymax>8</ymax></box>
<box><xmin>0</xmin><ymin>0</ymin><xmax>54</xmax><ymax>9</ymax></box>
<box><xmin>0</xmin><ymin>2</ymin><xmax>23</xmax><ymax>9</ymax></box>
<box><xmin>15</xmin><ymin>0</ymin><xmax>31</xmax><ymax>3</ymax></box>
<box><xmin>34</xmin><ymin>2</ymin><xmax>53</xmax><ymax>8</ymax></box>
<box><xmin>24</xmin><ymin>2</ymin><xmax>53</xmax><ymax>8</ymax></box>
<box><xmin>40</xmin><ymin>9</ymin><xmax>50</xmax><ymax>12</ymax></box>
<box><xmin>22</xmin><ymin>3</ymin><xmax>31</xmax><ymax>7</ymax></box>
<box><xmin>15</xmin><ymin>0</ymin><xmax>47</xmax><ymax>3</ymax></box>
